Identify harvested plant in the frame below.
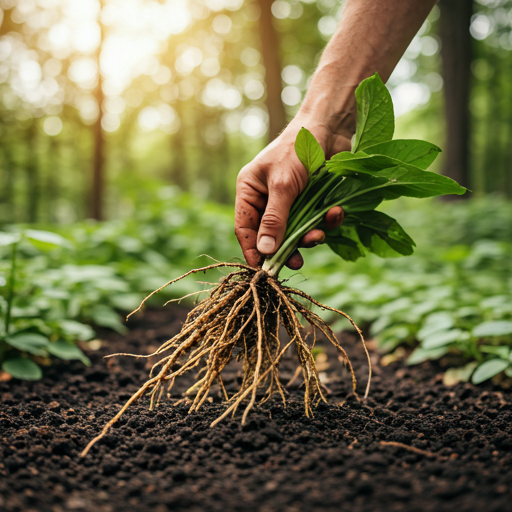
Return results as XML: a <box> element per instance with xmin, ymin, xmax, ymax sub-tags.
<box><xmin>81</xmin><ymin>74</ymin><xmax>465</xmax><ymax>456</ymax></box>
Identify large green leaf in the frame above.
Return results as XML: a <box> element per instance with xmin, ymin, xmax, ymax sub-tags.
<box><xmin>47</xmin><ymin>340</ymin><xmax>91</xmax><ymax>366</ymax></box>
<box><xmin>90</xmin><ymin>304</ymin><xmax>128</xmax><ymax>334</ymax></box>
<box><xmin>479</xmin><ymin>345</ymin><xmax>511</xmax><ymax>359</ymax></box>
<box><xmin>472</xmin><ymin>359</ymin><xmax>510</xmax><ymax>384</ymax></box>
<box><xmin>325</xmin><ymin>211</ymin><xmax>415</xmax><ymax>261</ymax></box>
<box><xmin>407</xmin><ymin>346</ymin><xmax>450</xmax><ymax>365</ymax></box>
<box><xmin>472</xmin><ymin>321</ymin><xmax>512</xmax><ymax>338</ymax></box>
<box><xmin>295</xmin><ymin>127</ymin><xmax>325</xmax><ymax>174</ymax></box>
<box><xmin>325</xmin><ymin>226</ymin><xmax>366</xmax><ymax>262</ymax></box>
<box><xmin>421</xmin><ymin>328</ymin><xmax>465</xmax><ymax>349</ymax></box>
<box><xmin>326</xmin><ymin>152</ymin><xmax>466</xmax><ymax>198</ymax></box>
<box><xmin>58</xmin><ymin>319</ymin><xmax>95</xmax><ymax>341</ymax></box>
<box><xmin>345</xmin><ymin>210</ymin><xmax>415</xmax><ymax>257</ymax></box>
<box><xmin>417</xmin><ymin>312</ymin><xmax>454</xmax><ymax>340</ymax></box>
<box><xmin>0</xmin><ymin>232</ymin><xmax>21</xmax><ymax>246</ymax></box>
<box><xmin>2</xmin><ymin>357</ymin><xmax>42</xmax><ymax>380</ymax></box>
<box><xmin>363</xmin><ymin>139</ymin><xmax>441</xmax><ymax>170</ymax></box>
<box><xmin>352</xmin><ymin>73</ymin><xmax>394</xmax><ymax>153</ymax></box>
<box><xmin>6</xmin><ymin>333</ymin><xmax>50</xmax><ymax>355</ymax></box>
<box><xmin>25</xmin><ymin>229</ymin><xmax>72</xmax><ymax>249</ymax></box>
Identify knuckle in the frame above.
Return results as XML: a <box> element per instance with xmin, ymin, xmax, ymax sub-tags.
<box><xmin>270</xmin><ymin>173</ymin><xmax>304</xmax><ymax>196</ymax></box>
<box><xmin>261</xmin><ymin>210</ymin><xmax>282</xmax><ymax>229</ymax></box>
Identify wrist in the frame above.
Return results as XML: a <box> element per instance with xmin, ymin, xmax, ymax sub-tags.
<box><xmin>287</xmin><ymin>107</ymin><xmax>353</xmax><ymax>158</ymax></box>
<box><xmin>300</xmin><ymin>73</ymin><xmax>357</xmax><ymax>136</ymax></box>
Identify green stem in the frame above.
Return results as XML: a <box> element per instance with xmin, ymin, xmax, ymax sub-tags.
<box><xmin>4</xmin><ymin>241</ymin><xmax>18</xmax><ymax>336</ymax></box>
<box><xmin>284</xmin><ymin>174</ymin><xmax>337</xmax><ymax>239</ymax></box>
<box><xmin>263</xmin><ymin>180</ymin><xmax>392</xmax><ymax>277</ymax></box>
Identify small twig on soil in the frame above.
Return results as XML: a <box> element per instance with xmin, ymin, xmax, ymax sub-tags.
<box><xmin>380</xmin><ymin>441</ymin><xmax>439</xmax><ymax>458</ymax></box>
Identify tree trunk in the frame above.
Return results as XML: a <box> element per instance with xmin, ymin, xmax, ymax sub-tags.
<box><xmin>90</xmin><ymin>6</ymin><xmax>104</xmax><ymax>220</ymax></box>
<box><xmin>257</xmin><ymin>0</ymin><xmax>287</xmax><ymax>141</ymax></box>
<box><xmin>0</xmin><ymin>143</ymin><xmax>15</xmax><ymax>224</ymax></box>
<box><xmin>47</xmin><ymin>137</ymin><xmax>59</xmax><ymax>223</ymax></box>
<box><xmin>438</xmin><ymin>0</ymin><xmax>473</xmax><ymax>194</ymax></box>
<box><xmin>170</xmin><ymin>101</ymin><xmax>188</xmax><ymax>190</ymax></box>
<box><xmin>26</xmin><ymin>121</ymin><xmax>39</xmax><ymax>223</ymax></box>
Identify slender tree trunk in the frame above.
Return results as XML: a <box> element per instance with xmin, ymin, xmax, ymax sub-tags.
<box><xmin>26</xmin><ymin>121</ymin><xmax>39</xmax><ymax>223</ymax></box>
<box><xmin>90</xmin><ymin>7</ymin><xmax>104</xmax><ymax>220</ymax></box>
<box><xmin>502</xmin><ymin>53</ymin><xmax>512</xmax><ymax>198</ymax></box>
<box><xmin>482</xmin><ymin>53</ymin><xmax>501</xmax><ymax>194</ymax></box>
<box><xmin>438</xmin><ymin>0</ymin><xmax>473</xmax><ymax>194</ymax></box>
<box><xmin>170</xmin><ymin>100</ymin><xmax>187</xmax><ymax>190</ymax></box>
<box><xmin>0</xmin><ymin>144</ymin><xmax>15</xmax><ymax>224</ymax></box>
<box><xmin>257</xmin><ymin>0</ymin><xmax>287</xmax><ymax>141</ymax></box>
<box><xmin>47</xmin><ymin>137</ymin><xmax>59</xmax><ymax>222</ymax></box>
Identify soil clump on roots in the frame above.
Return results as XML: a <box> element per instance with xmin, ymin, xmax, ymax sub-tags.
<box><xmin>81</xmin><ymin>263</ymin><xmax>370</xmax><ymax>456</ymax></box>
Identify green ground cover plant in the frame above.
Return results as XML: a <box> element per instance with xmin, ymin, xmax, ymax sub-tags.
<box><xmin>0</xmin><ymin>193</ymin><xmax>239</xmax><ymax>380</ymax></box>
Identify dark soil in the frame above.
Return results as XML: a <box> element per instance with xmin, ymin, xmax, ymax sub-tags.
<box><xmin>1</xmin><ymin>308</ymin><xmax>512</xmax><ymax>512</ymax></box>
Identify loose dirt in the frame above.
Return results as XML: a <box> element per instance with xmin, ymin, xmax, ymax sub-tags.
<box><xmin>1</xmin><ymin>308</ymin><xmax>511</xmax><ymax>512</ymax></box>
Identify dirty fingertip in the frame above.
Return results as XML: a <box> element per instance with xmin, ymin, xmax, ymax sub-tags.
<box><xmin>285</xmin><ymin>251</ymin><xmax>304</xmax><ymax>270</ymax></box>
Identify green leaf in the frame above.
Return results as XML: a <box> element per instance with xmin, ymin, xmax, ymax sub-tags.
<box><xmin>6</xmin><ymin>333</ymin><xmax>50</xmax><ymax>355</ymax></box>
<box><xmin>0</xmin><ymin>232</ymin><xmax>21</xmax><ymax>246</ymax></box>
<box><xmin>346</xmin><ymin>211</ymin><xmax>415</xmax><ymax>257</ymax></box>
<box><xmin>91</xmin><ymin>305</ymin><xmax>128</xmax><ymax>334</ymax></box>
<box><xmin>325</xmin><ymin>226</ymin><xmax>366</xmax><ymax>262</ymax></box>
<box><xmin>417</xmin><ymin>312</ymin><xmax>454</xmax><ymax>341</ymax></box>
<box><xmin>58</xmin><ymin>320</ymin><xmax>95</xmax><ymax>341</ymax></box>
<box><xmin>109</xmin><ymin>293</ymin><xmax>144</xmax><ymax>311</ymax></box>
<box><xmin>472</xmin><ymin>359</ymin><xmax>510</xmax><ymax>384</ymax></box>
<box><xmin>326</xmin><ymin>152</ymin><xmax>466</xmax><ymax>198</ymax></box>
<box><xmin>295</xmin><ymin>127</ymin><xmax>325</xmax><ymax>174</ymax></box>
<box><xmin>480</xmin><ymin>345</ymin><xmax>511</xmax><ymax>359</ymax></box>
<box><xmin>47</xmin><ymin>340</ymin><xmax>91</xmax><ymax>366</ymax></box>
<box><xmin>325</xmin><ymin>211</ymin><xmax>415</xmax><ymax>262</ymax></box>
<box><xmin>421</xmin><ymin>329</ymin><xmax>465</xmax><ymax>349</ymax></box>
<box><xmin>25</xmin><ymin>229</ymin><xmax>72</xmax><ymax>249</ymax></box>
<box><xmin>407</xmin><ymin>346</ymin><xmax>450</xmax><ymax>365</ymax></box>
<box><xmin>2</xmin><ymin>357</ymin><xmax>42</xmax><ymax>380</ymax></box>
<box><xmin>472</xmin><ymin>321</ymin><xmax>512</xmax><ymax>338</ymax></box>
<box><xmin>352</xmin><ymin>73</ymin><xmax>394</xmax><ymax>152</ymax></box>
<box><xmin>363</xmin><ymin>139</ymin><xmax>441</xmax><ymax>170</ymax></box>
<box><xmin>443</xmin><ymin>361</ymin><xmax>478</xmax><ymax>387</ymax></box>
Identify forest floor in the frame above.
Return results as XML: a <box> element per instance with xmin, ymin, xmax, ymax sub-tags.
<box><xmin>1</xmin><ymin>307</ymin><xmax>512</xmax><ymax>512</ymax></box>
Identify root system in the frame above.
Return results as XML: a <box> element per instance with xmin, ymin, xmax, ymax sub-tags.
<box><xmin>81</xmin><ymin>263</ymin><xmax>370</xmax><ymax>457</ymax></box>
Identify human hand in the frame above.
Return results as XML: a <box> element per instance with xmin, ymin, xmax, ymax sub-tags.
<box><xmin>235</xmin><ymin>117</ymin><xmax>351</xmax><ymax>270</ymax></box>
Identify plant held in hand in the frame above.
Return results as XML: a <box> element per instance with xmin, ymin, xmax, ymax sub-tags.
<box><xmin>81</xmin><ymin>74</ymin><xmax>465</xmax><ymax>456</ymax></box>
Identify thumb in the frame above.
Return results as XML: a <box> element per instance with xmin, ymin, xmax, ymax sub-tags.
<box><xmin>257</xmin><ymin>182</ymin><xmax>296</xmax><ymax>255</ymax></box>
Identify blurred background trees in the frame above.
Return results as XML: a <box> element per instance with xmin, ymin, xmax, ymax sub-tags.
<box><xmin>0</xmin><ymin>0</ymin><xmax>511</xmax><ymax>225</ymax></box>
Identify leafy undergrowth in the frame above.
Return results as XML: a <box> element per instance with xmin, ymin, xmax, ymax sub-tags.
<box><xmin>1</xmin><ymin>190</ymin><xmax>512</xmax><ymax>385</ymax></box>
<box><xmin>298</xmin><ymin>196</ymin><xmax>512</xmax><ymax>386</ymax></box>
<box><xmin>0</xmin><ymin>190</ymin><xmax>240</xmax><ymax>379</ymax></box>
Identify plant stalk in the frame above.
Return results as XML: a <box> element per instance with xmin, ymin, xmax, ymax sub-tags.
<box><xmin>4</xmin><ymin>241</ymin><xmax>18</xmax><ymax>336</ymax></box>
<box><xmin>263</xmin><ymin>176</ymin><xmax>394</xmax><ymax>277</ymax></box>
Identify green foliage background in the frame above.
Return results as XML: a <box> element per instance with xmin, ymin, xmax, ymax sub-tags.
<box><xmin>1</xmin><ymin>0</ymin><xmax>512</xmax><ymax>384</ymax></box>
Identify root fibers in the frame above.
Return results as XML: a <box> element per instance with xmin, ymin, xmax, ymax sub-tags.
<box><xmin>81</xmin><ymin>264</ymin><xmax>370</xmax><ymax>457</ymax></box>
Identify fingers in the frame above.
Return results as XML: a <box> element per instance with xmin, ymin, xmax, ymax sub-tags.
<box><xmin>285</xmin><ymin>250</ymin><xmax>304</xmax><ymax>270</ymax></box>
<box><xmin>325</xmin><ymin>206</ymin><xmax>344</xmax><ymax>229</ymax></box>
<box><xmin>300</xmin><ymin>229</ymin><xmax>325</xmax><ymax>248</ymax></box>
<box><xmin>257</xmin><ymin>180</ymin><xmax>298</xmax><ymax>256</ymax></box>
<box><xmin>235</xmin><ymin>177</ymin><xmax>266</xmax><ymax>268</ymax></box>
<box><xmin>297</xmin><ymin>206</ymin><xmax>344</xmax><ymax>247</ymax></box>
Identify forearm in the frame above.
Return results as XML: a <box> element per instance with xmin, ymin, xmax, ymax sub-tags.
<box><xmin>299</xmin><ymin>0</ymin><xmax>438</xmax><ymax>147</ymax></box>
